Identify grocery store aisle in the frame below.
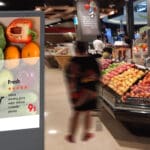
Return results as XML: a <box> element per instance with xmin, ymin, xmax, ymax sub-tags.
<box><xmin>44</xmin><ymin>66</ymin><xmax>150</xmax><ymax>150</ymax></box>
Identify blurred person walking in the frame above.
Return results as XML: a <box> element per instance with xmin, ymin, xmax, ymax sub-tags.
<box><xmin>64</xmin><ymin>41</ymin><xmax>101</xmax><ymax>143</ymax></box>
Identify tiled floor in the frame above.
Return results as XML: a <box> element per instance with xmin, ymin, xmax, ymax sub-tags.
<box><xmin>44</xmin><ymin>66</ymin><xmax>150</xmax><ymax>150</ymax></box>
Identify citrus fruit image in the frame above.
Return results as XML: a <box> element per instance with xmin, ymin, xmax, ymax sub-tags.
<box><xmin>21</xmin><ymin>42</ymin><xmax>40</xmax><ymax>65</ymax></box>
<box><xmin>4</xmin><ymin>45</ymin><xmax>20</xmax><ymax>69</ymax></box>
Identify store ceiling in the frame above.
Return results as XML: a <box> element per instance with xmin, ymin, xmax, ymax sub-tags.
<box><xmin>41</xmin><ymin>0</ymin><xmax>126</xmax><ymax>26</ymax></box>
<box><xmin>44</xmin><ymin>0</ymin><xmax>125</xmax><ymax>8</ymax></box>
<box><xmin>0</xmin><ymin>0</ymin><xmax>43</xmax><ymax>10</ymax></box>
<box><xmin>42</xmin><ymin>0</ymin><xmax>147</xmax><ymax>26</ymax></box>
<box><xmin>103</xmin><ymin>0</ymin><xmax>148</xmax><ymax>25</ymax></box>
<box><xmin>0</xmin><ymin>0</ymin><xmax>146</xmax><ymax>26</ymax></box>
<box><xmin>44</xmin><ymin>0</ymin><xmax>74</xmax><ymax>6</ymax></box>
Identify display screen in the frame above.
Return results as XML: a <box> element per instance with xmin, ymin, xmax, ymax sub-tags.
<box><xmin>0</xmin><ymin>14</ymin><xmax>42</xmax><ymax>131</ymax></box>
<box><xmin>134</xmin><ymin>1</ymin><xmax>147</xmax><ymax>13</ymax></box>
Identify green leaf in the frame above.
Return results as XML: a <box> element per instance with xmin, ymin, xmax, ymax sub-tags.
<box><xmin>0</xmin><ymin>25</ymin><xmax>6</xmax><ymax>50</ymax></box>
<box><xmin>28</xmin><ymin>29</ymin><xmax>37</xmax><ymax>41</ymax></box>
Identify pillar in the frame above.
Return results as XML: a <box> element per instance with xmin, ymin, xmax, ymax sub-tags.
<box><xmin>125</xmin><ymin>0</ymin><xmax>134</xmax><ymax>40</ymax></box>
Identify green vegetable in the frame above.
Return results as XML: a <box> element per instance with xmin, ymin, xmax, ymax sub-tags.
<box><xmin>0</xmin><ymin>48</ymin><xmax>4</xmax><ymax>70</ymax></box>
<box><xmin>0</xmin><ymin>25</ymin><xmax>6</xmax><ymax>50</ymax></box>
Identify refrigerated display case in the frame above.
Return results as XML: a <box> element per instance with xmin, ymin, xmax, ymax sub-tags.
<box><xmin>99</xmin><ymin>60</ymin><xmax>150</xmax><ymax>126</ymax></box>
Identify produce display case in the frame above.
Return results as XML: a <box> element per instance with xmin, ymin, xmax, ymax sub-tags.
<box><xmin>99</xmin><ymin>59</ymin><xmax>150</xmax><ymax>125</ymax></box>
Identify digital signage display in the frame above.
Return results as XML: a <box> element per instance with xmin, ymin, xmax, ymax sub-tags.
<box><xmin>0</xmin><ymin>13</ymin><xmax>43</xmax><ymax>131</ymax></box>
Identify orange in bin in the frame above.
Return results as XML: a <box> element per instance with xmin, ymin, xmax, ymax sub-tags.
<box><xmin>4</xmin><ymin>45</ymin><xmax>20</xmax><ymax>69</ymax></box>
<box><xmin>21</xmin><ymin>42</ymin><xmax>40</xmax><ymax>65</ymax></box>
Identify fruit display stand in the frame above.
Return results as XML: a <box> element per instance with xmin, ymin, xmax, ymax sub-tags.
<box><xmin>54</xmin><ymin>47</ymin><xmax>71</xmax><ymax>69</ymax></box>
<box><xmin>55</xmin><ymin>55</ymin><xmax>71</xmax><ymax>69</ymax></box>
<box><xmin>99</xmin><ymin>60</ymin><xmax>150</xmax><ymax>126</ymax></box>
<box><xmin>113</xmin><ymin>41</ymin><xmax>130</xmax><ymax>61</ymax></box>
<box><xmin>46</xmin><ymin>45</ymin><xmax>72</xmax><ymax>69</ymax></box>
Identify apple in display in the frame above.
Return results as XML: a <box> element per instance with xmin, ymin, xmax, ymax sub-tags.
<box><xmin>0</xmin><ymin>69</ymin><xmax>14</xmax><ymax>96</ymax></box>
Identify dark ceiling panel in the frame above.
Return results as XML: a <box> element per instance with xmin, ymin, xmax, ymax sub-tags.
<box><xmin>97</xmin><ymin>0</ymin><xmax>125</xmax><ymax>10</ymax></box>
<box><xmin>44</xmin><ymin>0</ymin><xmax>126</xmax><ymax>13</ymax></box>
<box><xmin>44</xmin><ymin>0</ymin><xmax>74</xmax><ymax>6</ymax></box>
<box><xmin>0</xmin><ymin>0</ymin><xmax>44</xmax><ymax>10</ymax></box>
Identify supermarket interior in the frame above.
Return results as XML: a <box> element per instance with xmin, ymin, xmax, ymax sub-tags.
<box><xmin>44</xmin><ymin>0</ymin><xmax>150</xmax><ymax>149</ymax></box>
<box><xmin>1</xmin><ymin>0</ymin><xmax>150</xmax><ymax>150</ymax></box>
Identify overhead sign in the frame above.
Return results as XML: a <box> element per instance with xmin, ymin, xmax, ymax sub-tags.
<box><xmin>76</xmin><ymin>0</ymin><xmax>100</xmax><ymax>41</ymax></box>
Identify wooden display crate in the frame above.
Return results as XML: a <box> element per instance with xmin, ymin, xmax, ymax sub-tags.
<box><xmin>55</xmin><ymin>55</ymin><xmax>71</xmax><ymax>69</ymax></box>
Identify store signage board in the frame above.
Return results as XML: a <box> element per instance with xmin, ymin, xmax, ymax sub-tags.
<box><xmin>0</xmin><ymin>11</ymin><xmax>44</xmax><ymax>150</ymax></box>
<box><xmin>76</xmin><ymin>0</ymin><xmax>100</xmax><ymax>41</ymax></box>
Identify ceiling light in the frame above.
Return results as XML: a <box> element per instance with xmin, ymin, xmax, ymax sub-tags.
<box><xmin>0</xmin><ymin>2</ymin><xmax>5</xmax><ymax>6</ymax></box>
<box><xmin>35</xmin><ymin>7</ymin><xmax>41</xmax><ymax>11</ymax></box>
<box><xmin>109</xmin><ymin>10</ymin><xmax>115</xmax><ymax>15</ymax></box>
<box><xmin>100</xmin><ymin>14</ymin><xmax>107</xmax><ymax>19</ymax></box>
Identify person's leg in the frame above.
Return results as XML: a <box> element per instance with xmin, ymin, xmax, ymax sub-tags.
<box><xmin>84</xmin><ymin>111</ymin><xmax>92</xmax><ymax>132</ymax></box>
<box><xmin>82</xmin><ymin>111</ymin><xmax>94</xmax><ymax>141</ymax></box>
<box><xmin>66</xmin><ymin>110</ymin><xmax>81</xmax><ymax>143</ymax></box>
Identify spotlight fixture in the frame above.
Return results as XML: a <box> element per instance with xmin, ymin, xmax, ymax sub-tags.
<box><xmin>0</xmin><ymin>1</ymin><xmax>5</xmax><ymax>6</ymax></box>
